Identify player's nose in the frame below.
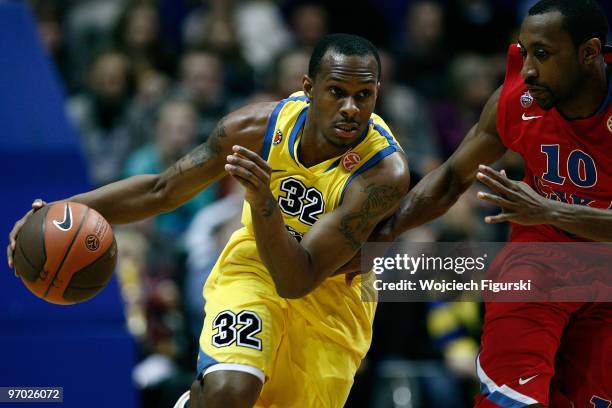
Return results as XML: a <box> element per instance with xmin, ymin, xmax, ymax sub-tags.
<box><xmin>339</xmin><ymin>96</ymin><xmax>359</xmax><ymax>118</ymax></box>
<box><xmin>520</xmin><ymin>57</ymin><xmax>538</xmax><ymax>81</ymax></box>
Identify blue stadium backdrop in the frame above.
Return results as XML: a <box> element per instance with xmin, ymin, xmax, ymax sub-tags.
<box><xmin>0</xmin><ymin>2</ymin><xmax>137</xmax><ymax>407</ymax></box>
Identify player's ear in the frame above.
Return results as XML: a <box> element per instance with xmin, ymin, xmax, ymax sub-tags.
<box><xmin>580</xmin><ymin>37</ymin><xmax>601</xmax><ymax>66</ymax></box>
<box><xmin>302</xmin><ymin>75</ymin><xmax>314</xmax><ymax>99</ymax></box>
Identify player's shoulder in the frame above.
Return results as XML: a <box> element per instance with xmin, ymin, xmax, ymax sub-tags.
<box><xmin>350</xmin><ymin>150</ymin><xmax>410</xmax><ymax>194</ymax></box>
<box><xmin>224</xmin><ymin>101</ymin><xmax>278</xmax><ymax>134</ymax></box>
<box><xmin>224</xmin><ymin>92</ymin><xmax>310</xmax><ymax>137</ymax></box>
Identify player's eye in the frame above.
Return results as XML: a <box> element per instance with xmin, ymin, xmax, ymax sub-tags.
<box><xmin>534</xmin><ymin>49</ymin><xmax>548</xmax><ymax>59</ymax></box>
<box><xmin>329</xmin><ymin>87</ymin><xmax>344</xmax><ymax>97</ymax></box>
<box><xmin>357</xmin><ymin>90</ymin><xmax>372</xmax><ymax>99</ymax></box>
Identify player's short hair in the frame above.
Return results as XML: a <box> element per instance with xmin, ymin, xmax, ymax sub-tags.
<box><xmin>528</xmin><ymin>0</ymin><xmax>609</xmax><ymax>47</ymax></box>
<box><xmin>308</xmin><ymin>33</ymin><xmax>381</xmax><ymax>80</ymax></box>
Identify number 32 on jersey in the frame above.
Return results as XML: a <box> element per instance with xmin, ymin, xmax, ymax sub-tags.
<box><xmin>277</xmin><ymin>178</ymin><xmax>325</xmax><ymax>226</ymax></box>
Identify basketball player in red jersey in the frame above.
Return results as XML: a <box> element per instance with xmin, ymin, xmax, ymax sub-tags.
<box><xmin>379</xmin><ymin>0</ymin><xmax>611</xmax><ymax>406</ymax></box>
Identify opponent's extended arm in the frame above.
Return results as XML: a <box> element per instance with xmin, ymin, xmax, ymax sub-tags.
<box><xmin>385</xmin><ymin>87</ymin><xmax>507</xmax><ymax>238</ymax></box>
<box><xmin>227</xmin><ymin>148</ymin><xmax>409</xmax><ymax>298</ymax></box>
<box><xmin>476</xmin><ymin>164</ymin><xmax>612</xmax><ymax>242</ymax></box>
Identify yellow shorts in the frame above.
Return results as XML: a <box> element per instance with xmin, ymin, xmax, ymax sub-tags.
<box><xmin>198</xmin><ymin>269</ymin><xmax>361</xmax><ymax>408</ymax></box>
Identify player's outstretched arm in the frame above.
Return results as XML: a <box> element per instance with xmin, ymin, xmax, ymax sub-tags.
<box><xmin>476</xmin><ymin>164</ymin><xmax>612</xmax><ymax>242</ymax></box>
<box><xmin>226</xmin><ymin>147</ymin><xmax>409</xmax><ymax>298</ymax></box>
<box><xmin>384</xmin><ymin>86</ymin><xmax>507</xmax><ymax>238</ymax></box>
<box><xmin>7</xmin><ymin>102</ymin><xmax>275</xmax><ymax>269</ymax></box>
<box><xmin>68</xmin><ymin>102</ymin><xmax>273</xmax><ymax>224</ymax></box>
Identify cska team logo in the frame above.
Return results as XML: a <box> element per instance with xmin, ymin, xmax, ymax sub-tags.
<box><xmin>342</xmin><ymin>152</ymin><xmax>361</xmax><ymax>171</ymax></box>
<box><xmin>520</xmin><ymin>90</ymin><xmax>533</xmax><ymax>108</ymax></box>
<box><xmin>607</xmin><ymin>115</ymin><xmax>612</xmax><ymax>134</ymax></box>
<box><xmin>273</xmin><ymin>129</ymin><xmax>283</xmax><ymax>144</ymax></box>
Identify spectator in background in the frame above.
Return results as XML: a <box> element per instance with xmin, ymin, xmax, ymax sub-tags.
<box><xmin>175</xmin><ymin>49</ymin><xmax>227</xmax><ymax>141</ymax></box>
<box><xmin>446</xmin><ymin>0</ymin><xmax>516</xmax><ymax>55</ymax></box>
<box><xmin>234</xmin><ymin>0</ymin><xmax>292</xmax><ymax>74</ymax></box>
<box><xmin>64</xmin><ymin>0</ymin><xmax>125</xmax><ymax>91</ymax></box>
<box><xmin>182</xmin><ymin>0</ymin><xmax>237</xmax><ymax>46</ymax></box>
<box><xmin>123</xmin><ymin>98</ymin><xmax>217</xmax><ymax>237</ymax></box>
<box><xmin>288</xmin><ymin>2</ymin><xmax>328</xmax><ymax>54</ymax></box>
<box><xmin>255</xmin><ymin>48</ymin><xmax>310</xmax><ymax>102</ymax></box>
<box><xmin>394</xmin><ymin>0</ymin><xmax>449</xmax><ymax>101</ymax></box>
<box><xmin>377</xmin><ymin>50</ymin><xmax>441</xmax><ymax>183</ymax></box>
<box><xmin>184</xmin><ymin>12</ymin><xmax>254</xmax><ymax>99</ymax></box>
<box><xmin>113</xmin><ymin>0</ymin><xmax>175</xmax><ymax>78</ymax></box>
<box><xmin>68</xmin><ymin>50</ymin><xmax>134</xmax><ymax>186</ymax></box>
<box><xmin>29</xmin><ymin>0</ymin><xmax>72</xmax><ymax>91</ymax></box>
<box><xmin>184</xmin><ymin>0</ymin><xmax>291</xmax><ymax>76</ymax></box>
<box><xmin>430</xmin><ymin>54</ymin><xmax>497</xmax><ymax>158</ymax></box>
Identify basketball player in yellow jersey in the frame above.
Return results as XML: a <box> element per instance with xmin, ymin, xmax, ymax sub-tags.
<box><xmin>8</xmin><ymin>34</ymin><xmax>409</xmax><ymax>407</ymax></box>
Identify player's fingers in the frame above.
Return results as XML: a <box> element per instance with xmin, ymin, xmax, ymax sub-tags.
<box><xmin>7</xmin><ymin>244</ymin><xmax>14</xmax><ymax>270</ymax></box>
<box><xmin>224</xmin><ymin>163</ymin><xmax>265</xmax><ymax>189</ymax></box>
<box><xmin>476</xmin><ymin>172</ymin><xmax>511</xmax><ymax>196</ymax></box>
<box><xmin>226</xmin><ymin>155</ymin><xmax>270</xmax><ymax>183</ymax></box>
<box><xmin>484</xmin><ymin>212</ymin><xmax>516</xmax><ymax>224</ymax></box>
<box><xmin>9</xmin><ymin>210</ymin><xmax>33</xmax><ymax>249</ymax></box>
<box><xmin>478</xmin><ymin>165</ymin><xmax>513</xmax><ymax>188</ymax></box>
<box><xmin>225</xmin><ymin>165</ymin><xmax>259</xmax><ymax>190</ymax></box>
<box><xmin>233</xmin><ymin>146</ymin><xmax>272</xmax><ymax>174</ymax></box>
<box><xmin>31</xmin><ymin>199</ymin><xmax>46</xmax><ymax>210</ymax></box>
<box><xmin>477</xmin><ymin>191</ymin><xmax>516</xmax><ymax>209</ymax></box>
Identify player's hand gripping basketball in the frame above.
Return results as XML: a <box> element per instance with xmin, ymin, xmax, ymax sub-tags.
<box><xmin>476</xmin><ymin>164</ymin><xmax>552</xmax><ymax>225</ymax></box>
<box><xmin>7</xmin><ymin>199</ymin><xmax>46</xmax><ymax>274</ymax></box>
<box><xmin>225</xmin><ymin>145</ymin><xmax>275</xmax><ymax>214</ymax></box>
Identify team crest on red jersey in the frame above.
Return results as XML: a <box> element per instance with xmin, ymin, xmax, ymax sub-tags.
<box><xmin>342</xmin><ymin>152</ymin><xmax>361</xmax><ymax>171</ymax></box>
<box><xmin>520</xmin><ymin>91</ymin><xmax>533</xmax><ymax>108</ymax></box>
<box><xmin>273</xmin><ymin>129</ymin><xmax>283</xmax><ymax>144</ymax></box>
<box><xmin>607</xmin><ymin>115</ymin><xmax>612</xmax><ymax>133</ymax></box>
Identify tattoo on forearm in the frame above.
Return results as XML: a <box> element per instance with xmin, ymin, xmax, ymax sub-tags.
<box><xmin>189</xmin><ymin>118</ymin><xmax>227</xmax><ymax>167</ymax></box>
<box><xmin>261</xmin><ymin>196</ymin><xmax>277</xmax><ymax>217</ymax></box>
<box><xmin>170</xmin><ymin>118</ymin><xmax>227</xmax><ymax>177</ymax></box>
<box><xmin>338</xmin><ymin>184</ymin><xmax>402</xmax><ymax>250</ymax></box>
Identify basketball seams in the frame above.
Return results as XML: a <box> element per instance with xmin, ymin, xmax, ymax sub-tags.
<box><xmin>16</xmin><ymin>239</ymin><xmax>39</xmax><ymax>276</ymax></box>
<box><xmin>62</xmin><ymin>238</ymin><xmax>117</xmax><ymax>302</ymax></box>
<box><xmin>43</xmin><ymin>207</ymin><xmax>90</xmax><ymax>298</ymax></box>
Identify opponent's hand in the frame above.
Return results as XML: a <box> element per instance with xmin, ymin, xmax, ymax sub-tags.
<box><xmin>476</xmin><ymin>165</ymin><xmax>551</xmax><ymax>225</ymax></box>
<box><xmin>225</xmin><ymin>145</ymin><xmax>275</xmax><ymax>215</ymax></box>
<box><xmin>7</xmin><ymin>199</ymin><xmax>47</xmax><ymax>274</ymax></box>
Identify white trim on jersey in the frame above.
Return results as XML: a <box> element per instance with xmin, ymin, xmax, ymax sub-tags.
<box><xmin>476</xmin><ymin>355</ymin><xmax>540</xmax><ymax>407</ymax></box>
<box><xmin>204</xmin><ymin>363</ymin><xmax>265</xmax><ymax>384</ymax></box>
<box><xmin>173</xmin><ymin>390</ymin><xmax>190</xmax><ymax>408</ymax></box>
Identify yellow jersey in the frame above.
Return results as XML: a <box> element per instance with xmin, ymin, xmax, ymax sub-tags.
<box><xmin>208</xmin><ymin>91</ymin><xmax>400</xmax><ymax>357</ymax></box>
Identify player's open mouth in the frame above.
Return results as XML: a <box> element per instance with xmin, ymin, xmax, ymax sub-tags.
<box><xmin>334</xmin><ymin>124</ymin><xmax>359</xmax><ymax>138</ymax></box>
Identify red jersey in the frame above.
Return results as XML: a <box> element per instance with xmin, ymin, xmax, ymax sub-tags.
<box><xmin>497</xmin><ymin>44</ymin><xmax>612</xmax><ymax>242</ymax></box>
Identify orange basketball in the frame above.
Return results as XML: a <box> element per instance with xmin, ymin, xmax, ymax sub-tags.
<box><xmin>13</xmin><ymin>202</ymin><xmax>117</xmax><ymax>305</ymax></box>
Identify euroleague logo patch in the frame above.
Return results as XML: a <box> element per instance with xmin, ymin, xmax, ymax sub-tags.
<box><xmin>85</xmin><ymin>234</ymin><xmax>100</xmax><ymax>251</ymax></box>
<box><xmin>520</xmin><ymin>91</ymin><xmax>533</xmax><ymax>108</ymax></box>
<box><xmin>273</xmin><ymin>129</ymin><xmax>283</xmax><ymax>145</ymax></box>
<box><xmin>607</xmin><ymin>115</ymin><xmax>612</xmax><ymax>133</ymax></box>
<box><xmin>342</xmin><ymin>152</ymin><xmax>361</xmax><ymax>171</ymax></box>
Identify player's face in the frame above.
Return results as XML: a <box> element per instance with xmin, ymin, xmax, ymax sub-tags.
<box><xmin>305</xmin><ymin>52</ymin><xmax>379</xmax><ymax>148</ymax></box>
<box><xmin>519</xmin><ymin>11</ymin><xmax>584</xmax><ymax>110</ymax></box>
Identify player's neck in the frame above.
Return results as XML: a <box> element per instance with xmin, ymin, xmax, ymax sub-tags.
<box><xmin>556</xmin><ymin>65</ymin><xmax>608</xmax><ymax>119</ymax></box>
<box><xmin>300</xmin><ymin>118</ymin><xmax>351</xmax><ymax>167</ymax></box>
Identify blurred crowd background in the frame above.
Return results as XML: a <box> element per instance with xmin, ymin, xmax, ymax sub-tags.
<box><xmin>23</xmin><ymin>0</ymin><xmax>611</xmax><ymax>407</ymax></box>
